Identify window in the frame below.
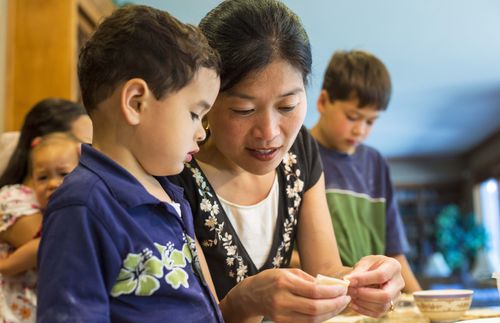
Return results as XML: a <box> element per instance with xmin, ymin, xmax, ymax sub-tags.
<box><xmin>475</xmin><ymin>178</ymin><xmax>500</xmax><ymax>272</ymax></box>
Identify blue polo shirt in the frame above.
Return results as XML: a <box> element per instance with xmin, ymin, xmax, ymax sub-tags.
<box><xmin>37</xmin><ymin>144</ymin><xmax>223</xmax><ymax>323</ymax></box>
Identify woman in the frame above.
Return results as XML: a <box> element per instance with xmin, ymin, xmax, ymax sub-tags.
<box><xmin>171</xmin><ymin>1</ymin><xmax>404</xmax><ymax>322</ymax></box>
<box><xmin>0</xmin><ymin>98</ymin><xmax>91</xmax><ymax>189</ymax></box>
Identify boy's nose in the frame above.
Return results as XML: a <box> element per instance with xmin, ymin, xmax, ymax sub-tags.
<box><xmin>353</xmin><ymin>121</ymin><xmax>367</xmax><ymax>137</ymax></box>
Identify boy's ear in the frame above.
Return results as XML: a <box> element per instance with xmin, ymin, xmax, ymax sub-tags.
<box><xmin>121</xmin><ymin>78</ymin><xmax>149</xmax><ymax>125</ymax></box>
<box><xmin>317</xmin><ymin>90</ymin><xmax>330</xmax><ymax>114</ymax></box>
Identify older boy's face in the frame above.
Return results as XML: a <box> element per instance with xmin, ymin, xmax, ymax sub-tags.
<box><xmin>134</xmin><ymin>68</ymin><xmax>220</xmax><ymax>176</ymax></box>
<box><xmin>317</xmin><ymin>94</ymin><xmax>380</xmax><ymax>155</ymax></box>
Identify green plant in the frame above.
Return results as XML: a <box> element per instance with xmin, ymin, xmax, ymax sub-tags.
<box><xmin>435</xmin><ymin>204</ymin><xmax>488</xmax><ymax>271</ymax></box>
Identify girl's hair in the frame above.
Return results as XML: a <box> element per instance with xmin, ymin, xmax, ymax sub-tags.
<box><xmin>0</xmin><ymin>98</ymin><xmax>87</xmax><ymax>187</ymax></box>
<box><xmin>29</xmin><ymin>132</ymin><xmax>80</xmax><ymax>175</ymax></box>
<box><xmin>199</xmin><ymin>0</ymin><xmax>312</xmax><ymax>92</ymax></box>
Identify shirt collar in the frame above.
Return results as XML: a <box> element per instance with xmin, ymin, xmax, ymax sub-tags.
<box><xmin>79</xmin><ymin>144</ymin><xmax>185</xmax><ymax>209</ymax></box>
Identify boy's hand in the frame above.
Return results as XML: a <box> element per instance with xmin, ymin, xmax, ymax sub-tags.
<box><xmin>344</xmin><ymin>255</ymin><xmax>403</xmax><ymax>318</ymax></box>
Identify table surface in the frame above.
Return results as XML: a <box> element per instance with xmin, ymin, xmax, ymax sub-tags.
<box><xmin>323</xmin><ymin>306</ymin><xmax>500</xmax><ymax>323</ymax></box>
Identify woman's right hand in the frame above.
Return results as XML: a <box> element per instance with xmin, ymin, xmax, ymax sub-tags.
<box><xmin>220</xmin><ymin>268</ymin><xmax>351</xmax><ymax>323</ymax></box>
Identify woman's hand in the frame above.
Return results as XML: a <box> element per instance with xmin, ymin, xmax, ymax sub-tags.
<box><xmin>220</xmin><ymin>268</ymin><xmax>351</xmax><ymax>323</ymax></box>
<box><xmin>344</xmin><ymin>255</ymin><xmax>404</xmax><ymax>318</ymax></box>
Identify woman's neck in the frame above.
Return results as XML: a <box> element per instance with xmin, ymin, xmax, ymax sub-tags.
<box><xmin>196</xmin><ymin>141</ymin><xmax>276</xmax><ymax>206</ymax></box>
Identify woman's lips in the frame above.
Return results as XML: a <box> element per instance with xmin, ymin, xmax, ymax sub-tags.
<box><xmin>246</xmin><ymin>147</ymin><xmax>280</xmax><ymax>161</ymax></box>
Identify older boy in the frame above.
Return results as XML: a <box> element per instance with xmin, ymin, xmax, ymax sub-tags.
<box><xmin>310</xmin><ymin>50</ymin><xmax>421</xmax><ymax>292</ymax></box>
<box><xmin>37</xmin><ymin>5</ymin><xmax>222</xmax><ymax>322</ymax></box>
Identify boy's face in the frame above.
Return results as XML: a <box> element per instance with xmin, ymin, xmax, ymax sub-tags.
<box><xmin>134</xmin><ymin>67</ymin><xmax>220</xmax><ymax>176</ymax></box>
<box><xmin>31</xmin><ymin>142</ymin><xmax>79</xmax><ymax>208</ymax></box>
<box><xmin>317</xmin><ymin>92</ymin><xmax>380</xmax><ymax>155</ymax></box>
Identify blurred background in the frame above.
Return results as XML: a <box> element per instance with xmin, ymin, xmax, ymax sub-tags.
<box><xmin>1</xmin><ymin>0</ymin><xmax>499</xmax><ymax>305</ymax></box>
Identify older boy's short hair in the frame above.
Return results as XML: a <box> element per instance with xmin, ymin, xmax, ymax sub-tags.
<box><xmin>321</xmin><ymin>50</ymin><xmax>391</xmax><ymax>111</ymax></box>
<box><xmin>78</xmin><ymin>5</ymin><xmax>220</xmax><ymax>113</ymax></box>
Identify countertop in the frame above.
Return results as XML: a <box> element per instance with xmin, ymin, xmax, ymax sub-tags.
<box><xmin>323</xmin><ymin>307</ymin><xmax>500</xmax><ymax>323</ymax></box>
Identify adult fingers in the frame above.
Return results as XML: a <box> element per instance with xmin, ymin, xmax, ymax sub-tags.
<box><xmin>347</xmin><ymin>284</ymin><xmax>402</xmax><ymax>317</ymax></box>
<box><xmin>271</xmin><ymin>295</ymin><xmax>351</xmax><ymax>323</ymax></box>
<box><xmin>281</xmin><ymin>269</ymin><xmax>349</xmax><ymax>300</ymax></box>
<box><xmin>346</xmin><ymin>257</ymin><xmax>401</xmax><ymax>287</ymax></box>
<box><xmin>348</xmin><ymin>298</ymin><xmax>390</xmax><ymax>318</ymax></box>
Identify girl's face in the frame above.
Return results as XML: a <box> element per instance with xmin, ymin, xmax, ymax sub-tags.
<box><xmin>206</xmin><ymin>59</ymin><xmax>307</xmax><ymax>175</ymax></box>
<box><xmin>31</xmin><ymin>142</ymin><xmax>79</xmax><ymax>208</ymax></box>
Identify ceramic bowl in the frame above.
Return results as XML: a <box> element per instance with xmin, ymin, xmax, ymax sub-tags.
<box><xmin>413</xmin><ymin>289</ymin><xmax>473</xmax><ymax>322</ymax></box>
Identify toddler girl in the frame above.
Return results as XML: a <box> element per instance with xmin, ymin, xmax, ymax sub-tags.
<box><xmin>0</xmin><ymin>133</ymin><xmax>80</xmax><ymax>322</ymax></box>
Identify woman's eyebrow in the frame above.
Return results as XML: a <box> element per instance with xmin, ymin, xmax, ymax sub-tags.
<box><xmin>226</xmin><ymin>87</ymin><xmax>304</xmax><ymax>100</ymax></box>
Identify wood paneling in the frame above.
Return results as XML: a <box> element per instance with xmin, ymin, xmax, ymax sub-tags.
<box><xmin>4</xmin><ymin>0</ymin><xmax>114</xmax><ymax>131</ymax></box>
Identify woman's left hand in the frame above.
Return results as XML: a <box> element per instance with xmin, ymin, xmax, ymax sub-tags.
<box><xmin>344</xmin><ymin>255</ymin><xmax>404</xmax><ymax>318</ymax></box>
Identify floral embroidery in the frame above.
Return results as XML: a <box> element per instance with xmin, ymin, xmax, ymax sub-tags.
<box><xmin>111</xmin><ymin>235</ymin><xmax>196</xmax><ymax>297</ymax></box>
<box><xmin>186</xmin><ymin>163</ymin><xmax>248</xmax><ymax>282</ymax></box>
<box><xmin>186</xmin><ymin>151</ymin><xmax>304</xmax><ymax>282</ymax></box>
<box><xmin>272</xmin><ymin>152</ymin><xmax>303</xmax><ymax>267</ymax></box>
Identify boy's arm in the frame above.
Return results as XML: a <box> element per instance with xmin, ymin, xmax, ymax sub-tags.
<box><xmin>0</xmin><ymin>237</ymin><xmax>39</xmax><ymax>276</ymax></box>
<box><xmin>37</xmin><ymin>205</ymin><xmax>112</xmax><ymax>323</ymax></box>
<box><xmin>392</xmin><ymin>254</ymin><xmax>422</xmax><ymax>293</ymax></box>
<box><xmin>195</xmin><ymin>238</ymin><xmax>218</xmax><ymax>302</ymax></box>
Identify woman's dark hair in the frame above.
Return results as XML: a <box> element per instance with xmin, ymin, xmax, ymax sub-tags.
<box><xmin>0</xmin><ymin>98</ymin><xmax>87</xmax><ymax>187</ymax></box>
<box><xmin>199</xmin><ymin>0</ymin><xmax>311</xmax><ymax>91</ymax></box>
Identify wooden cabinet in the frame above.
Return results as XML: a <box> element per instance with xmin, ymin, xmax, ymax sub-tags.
<box><xmin>4</xmin><ymin>0</ymin><xmax>114</xmax><ymax>131</ymax></box>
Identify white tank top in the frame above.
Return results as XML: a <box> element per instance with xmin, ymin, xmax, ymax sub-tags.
<box><xmin>218</xmin><ymin>174</ymin><xmax>279</xmax><ymax>269</ymax></box>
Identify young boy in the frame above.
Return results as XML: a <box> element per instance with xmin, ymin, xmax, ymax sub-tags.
<box><xmin>310</xmin><ymin>50</ymin><xmax>421</xmax><ymax>292</ymax></box>
<box><xmin>37</xmin><ymin>5</ymin><xmax>222</xmax><ymax>322</ymax></box>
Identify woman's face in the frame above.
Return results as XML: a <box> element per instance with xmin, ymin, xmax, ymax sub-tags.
<box><xmin>71</xmin><ymin>115</ymin><xmax>93</xmax><ymax>144</ymax></box>
<box><xmin>206</xmin><ymin>59</ymin><xmax>307</xmax><ymax>175</ymax></box>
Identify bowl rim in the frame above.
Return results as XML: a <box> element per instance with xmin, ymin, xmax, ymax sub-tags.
<box><xmin>413</xmin><ymin>289</ymin><xmax>474</xmax><ymax>298</ymax></box>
